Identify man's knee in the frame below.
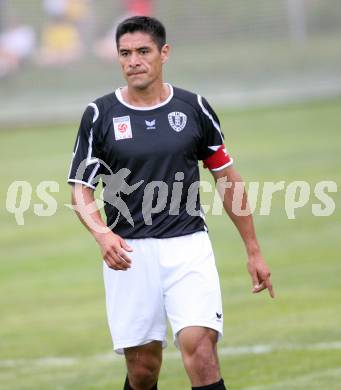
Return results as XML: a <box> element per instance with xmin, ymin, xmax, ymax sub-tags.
<box><xmin>128</xmin><ymin>361</ymin><xmax>160</xmax><ymax>388</ymax></box>
<box><xmin>124</xmin><ymin>342</ymin><xmax>162</xmax><ymax>389</ymax></box>
<box><xmin>183</xmin><ymin>342</ymin><xmax>218</xmax><ymax>376</ymax></box>
<box><xmin>179</xmin><ymin>327</ymin><xmax>220</xmax><ymax>384</ymax></box>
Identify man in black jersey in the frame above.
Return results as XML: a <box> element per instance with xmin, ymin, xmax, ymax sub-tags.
<box><xmin>68</xmin><ymin>16</ymin><xmax>274</xmax><ymax>390</ymax></box>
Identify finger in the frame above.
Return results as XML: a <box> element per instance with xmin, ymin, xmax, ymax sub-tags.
<box><xmin>249</xmin><ymin>269</ymin><xmax>260</xmax><ymax>289</ymax></box>
<box><xmin>252</xmin><ymin>281</ymin><xmax>265</xmax><ymax>293</ymax></box>
<box><xmin>104</xmin><ymin>258</ymin><xmax>123</xmax><ymax>271</ymax></box>
<box><xmin>117</xmin><ymin>250</ymin><xmax>132</xmax><ymax>264</ymax></box>
<box><xmin>114</xmin><ymin>247</ymin><xmax>131</xmax><ymax>264</ymax></box>
<box><xmin>265</xmin><ymin>278</ymin><xmax>275</xmax><ymax>298</ymax></box>
<box><xmin>106</xmin><ymin>247</ymin><xmax>131</xmax><ymax>268</ymax></box>
<box><xmin>110</xmin><ymin>262</ymin><xmax>128</xmax><ymax>271</ymax></box>
<box><xmin>114</xmin><ymin>253</ymin><xmax>131</xmax><ymax>269</ymax></box>
<box><xmin>120</xmin><ymin>238</ymin><xmax>133</xmax><ymax>252</ymax></box>
<box><xmin>253</xmin><ymin>279</ymin><xmax>275</xmax><ymax>298</ymax></box>
<box><xmin>251</xmin><ymin>272</ymin><xmax>260</xmax><ymax>291</ymax></box>
<box><xmin>105</xmin><ymin>253</ymin><xmax>128</xmax><ymax>271</ymax></box>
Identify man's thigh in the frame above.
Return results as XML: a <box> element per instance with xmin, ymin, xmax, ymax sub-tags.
<box><xmin>159</xmin><ymin>232</ymin><xmax>224</xmax><ymax>346</ymax></box>
<box><xmin>103</xmin><ymin>238</ymin><xmax>167</xmax><ymax>354</ymax></box>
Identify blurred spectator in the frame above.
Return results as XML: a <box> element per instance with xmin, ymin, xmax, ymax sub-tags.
<box><xmin>0</xmin><ymin>21</ymin><xmax>35</xmax><ymax>77</ymax></box>
<box><xmin>37</xmin><ymin>0</ymin><xmax>91</xmax><ymax>66</ymax></box>
<box><xmin>65</xmin><ymin>0</ymin><xmax>91</xmax><ymax>25</ymax></box>
<box><xmin>36</xmin><ymin>16</ymin><xmax>83</xmax><ymax>66</ymax></box>
<box><xmin>65</xmin><ymin>0</ymin><xmax>93</xmax><ymax>50</ymax></box>
<box><xmin>43</xmin><ymin>0</ymin><xmax>92</xmax><ymax>38</ymax></box>
<box><xmin>94</xmin><ymin>0</ymin><xmax>153</xmax><ymax>62</ymax></box>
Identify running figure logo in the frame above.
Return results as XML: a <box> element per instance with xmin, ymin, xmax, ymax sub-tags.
<box><xmin>102</xmin><ymin>168</ymin><xmax>144</xmax><ymax>227</ymax></box>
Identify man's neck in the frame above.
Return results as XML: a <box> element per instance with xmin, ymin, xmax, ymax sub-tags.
<box><xmin>121</xmin><ymin>82</ymin><xmax>170</xmax><ymax>108</ymax></box>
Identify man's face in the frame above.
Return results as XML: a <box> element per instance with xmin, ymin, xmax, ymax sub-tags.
<box><xmin>117</xmin><ymin>32</ymin><xmax>169</xmax><ymax>89</ymax></box>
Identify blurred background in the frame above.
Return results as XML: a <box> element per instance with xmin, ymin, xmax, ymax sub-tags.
<box><xmin>1</xmin><ymin>0</ymin><xmax>341</xmax><ymax>124</ymax></box>
<box><xmin>1</xmin><ymin>2</ymin><xmax>341</xmax><ymax>389</ymax></box>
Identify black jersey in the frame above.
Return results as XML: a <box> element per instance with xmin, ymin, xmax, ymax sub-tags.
<box><xmin>67</xmin><ymin>84</ymin><xmax>233</xmax><ymax>238</ymax></box>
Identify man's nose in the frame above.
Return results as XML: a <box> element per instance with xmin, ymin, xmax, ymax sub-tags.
<box><xmin>129</xmin><ymin>52</ymin><xmax>141</xmax><ymax>67</ymax></box>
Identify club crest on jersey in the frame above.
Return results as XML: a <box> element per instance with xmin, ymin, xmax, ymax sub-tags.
<box><xmin>168</xmin><ymin>112</ymin><xmax>187</xmax><ymax>132</ymax></box>
<box><xmin>113</xmin><ymin>116</ymin><xmax>132</xmax><ymax>141</ymax></box>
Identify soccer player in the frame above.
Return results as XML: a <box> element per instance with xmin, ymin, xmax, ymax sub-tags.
<box><xmin>68</xmin><ymin>16</ymin><xmax>274</xmax><ymax>390</ymax></box>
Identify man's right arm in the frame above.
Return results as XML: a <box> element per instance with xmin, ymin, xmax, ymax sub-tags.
<box><xmin>71</xmin><ymin>183</ymin><xmax>132</xmax><ymax>270</ymax></box>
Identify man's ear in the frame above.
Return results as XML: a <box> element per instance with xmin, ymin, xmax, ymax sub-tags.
<box><xmin>161</xmin><ymin>44</ymin><xmax>170</xmax><ymax>64</ymax></box>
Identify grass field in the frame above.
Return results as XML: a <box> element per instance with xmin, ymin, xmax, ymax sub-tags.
<box><xmin>1</xmin><ymin>98</ymin><xmax>340</xmax><ymax>389</ymax></box>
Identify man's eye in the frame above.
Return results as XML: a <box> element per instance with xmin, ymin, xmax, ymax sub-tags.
<box><xmin>120</xmin><ymin>52</ymin><xmax>129</xmax><ymax>57</ymax></box>
<box><xmin>140</xmin><ymin>49</ymin><xmax>148</xmax><ymax>55</ymax></box>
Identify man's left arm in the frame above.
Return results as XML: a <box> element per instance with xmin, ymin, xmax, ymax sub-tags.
<box><xmin>211</xmin><ymin>165</ymin><xmax>275</xmax><ymax>298</ymax></box>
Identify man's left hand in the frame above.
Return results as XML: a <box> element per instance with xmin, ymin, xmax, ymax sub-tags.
<box><xmin>247</xmin><ymin>254</ymin><xmax>275</xmax><ymax>298</ymax></box>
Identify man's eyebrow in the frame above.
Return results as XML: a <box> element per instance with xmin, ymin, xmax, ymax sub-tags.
<box><xmin>119</xmin><ymin>45</ymin><xmax>152</xmax><ymax>52</ymax></box>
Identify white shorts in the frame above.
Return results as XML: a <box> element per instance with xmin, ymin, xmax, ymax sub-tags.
<box><xmin>103</xmin><ymin>231</ymin><xmax>223</xmax><ymax>354</ymax></box>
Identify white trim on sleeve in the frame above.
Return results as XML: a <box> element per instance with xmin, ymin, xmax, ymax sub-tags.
<box><xmin>210</xmin><ymin>159</ymin><xmax>234</xmax><ymax>172</ymax></box>
<box><xmin>88</xmin><ymin>102</ymin><xmax>99</xmax><ymax>123</ymax></box>
<box><xmin>86</xmin><ymin>129</ymin><xmax>99</xmax><ymax>166</ymax></box>
<box><xmin>88</xmin><ymin>162</ymin><xmax>101</xmax><ymax>185</ymax></box>
<box><xmin>197</xmin><ymin>95</ymin><xmax>223</xmax><ymax>143</ymax></box>
<box><xmin>67</xmin><ymin>179</ymin><xmax>96</xmax><ymax>190</ymax></box>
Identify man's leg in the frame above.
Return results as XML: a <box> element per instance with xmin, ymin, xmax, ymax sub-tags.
<box><xmin>123</xmin><ymin>341</ymin><xmax>162</xmax><ymax>390</ymax></box>
<box><xmin>178</xmin><ymin>327</ymin><xmax>226</xmax><ymax>389</ymax></box>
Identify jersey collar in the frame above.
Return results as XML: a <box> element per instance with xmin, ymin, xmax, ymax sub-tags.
<box><xmin>115</xmin><ymin>83</ymin><xmax>174</xmax><ymax>111</ymax></box>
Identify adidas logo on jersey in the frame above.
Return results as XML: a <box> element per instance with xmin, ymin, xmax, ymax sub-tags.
<box><xmin>145</xmin><ymin>119</ymin><xmax>156</xmax><ymax>130</ymax></box>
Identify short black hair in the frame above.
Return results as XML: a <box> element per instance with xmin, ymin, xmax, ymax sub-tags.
<box><xmin>116</xmin><ymin>16</ymin><xmax>166</xmax><ymax>51</ymax></box>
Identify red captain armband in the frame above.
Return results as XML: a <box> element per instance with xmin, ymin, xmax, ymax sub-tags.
<box><xmin>203</xmin><ymin>144</ymin><xmax>233</xmax><ymax>171</ymax></box>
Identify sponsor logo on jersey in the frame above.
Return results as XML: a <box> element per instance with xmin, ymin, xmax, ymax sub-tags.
<box><xmin>113</xmin><ymin>116</ymin><xmax>132</xmax><ymax>140</ymax></box>
<box><xmin>216</xmin><ymin>312</ymin><xmax>223</xmax><ymax>321</ymax></box>
<box><xmin>168</xmin><ymin>112</ymin><xmax>187</xmax><ymax>132</ymax></box>
<box><xmin>145</xmin><ymin>119</ymin><xmax>156</xmax><ymax>130</ymax></box>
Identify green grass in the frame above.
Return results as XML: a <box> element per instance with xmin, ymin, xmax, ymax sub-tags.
<box><xmin>1</xmin><ymin>99</ymin><xmax>341</xmax><ymax>389</ymax></box>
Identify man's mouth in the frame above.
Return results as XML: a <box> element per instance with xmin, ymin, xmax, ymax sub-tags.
<box><xmin>128</xmin><ymin>71</ymin><xmax>145</xmax><ymax>76</ymax></box>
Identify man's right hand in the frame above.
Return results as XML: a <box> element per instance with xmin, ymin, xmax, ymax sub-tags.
<box><xmin>96</xmin><ymin>232</ymin><xmax>133</xmax><ymax>271</ymax></box>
